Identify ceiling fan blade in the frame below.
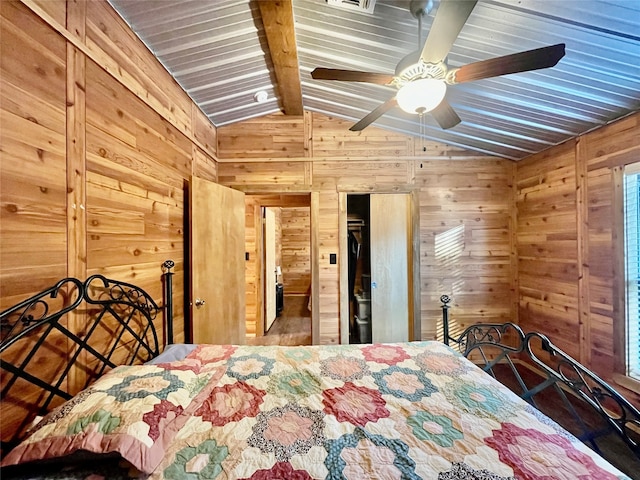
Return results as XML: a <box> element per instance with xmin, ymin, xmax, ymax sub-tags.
<box><xmin>349</xmin><ymin>97</ymin><xmax>398</xmax><ymax>131</ymax></box>
<box><xmin>311</xmin><ymin>68</ymin><xmax>395</xmax><ymax>85</ymax></box>
<box><xmin>430</xmin><ymin>100</ymin><xmax>461</xmax><ymax>130</ymax></box>
<box><xmin>452</xmin><ymin>43</ymin><xmax>566</xmax><ymax>84</ymax></box>
<box><xmin>420</xmin><ymin>0</ymin><xmax>478</xmax><ymax>64</ymax></box>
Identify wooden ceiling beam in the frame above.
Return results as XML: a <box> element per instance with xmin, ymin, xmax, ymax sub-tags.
<box><xmin>257</xmin><ymin>0</ymin><xmax>304</xmax><ymax>116</ymax></box>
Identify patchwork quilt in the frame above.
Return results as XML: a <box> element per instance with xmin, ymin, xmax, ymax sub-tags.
<box><xmin>2</xmin><ymin>341</ymin><xmax>630</xmax><ymax>479</ymax></box>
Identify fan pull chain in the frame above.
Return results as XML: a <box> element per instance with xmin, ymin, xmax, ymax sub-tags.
<box><xmin>419</xmin><ymin>112</ymin><xmax>426</xmax><ymax>153</ymax></box>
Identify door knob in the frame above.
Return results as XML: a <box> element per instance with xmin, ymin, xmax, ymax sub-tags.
<box><xmin>195</xmin><ymin>298</ymin><xmax>206</xmax><ymax>308</ymax></box>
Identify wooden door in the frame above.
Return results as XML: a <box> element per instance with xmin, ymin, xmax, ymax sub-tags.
<box><xmin>190</xmin><ymin>177</ymin><xmax>246</xmax><ymax>344</ymax></box>
<box><xmin>370</xmin><ymin>194</ymin><xmax>410</xmax><ymax>343</ymax></box>
<box><xmin>264</xmin><ymin>207</ymin><xmax>277</xmax><ymax>331</ymax></box>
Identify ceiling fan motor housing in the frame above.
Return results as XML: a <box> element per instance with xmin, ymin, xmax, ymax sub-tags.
<box><xmin>394</xmin><ymin>50</ymin><xmax>447</xmax><ymax>88</ymax></box>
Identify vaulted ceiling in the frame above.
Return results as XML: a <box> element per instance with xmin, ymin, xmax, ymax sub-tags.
<box><xmin>109</xmin><ymin>0</ymin><xmax>640</xmax><ymax>160</ymax></box>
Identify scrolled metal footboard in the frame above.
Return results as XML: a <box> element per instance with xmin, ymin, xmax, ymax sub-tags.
<box><xmin>524</xmin><ymin>332</ymin><xmax>640</xmax><ymax>457</ymax></box>
<box><xmin>440</xmin><ymin>295</ymin><xmax>640</xmax><ymax>461</ymax></box>
<box><xmin>456</xmin><ymin>322</ymin><xmax>527</xmax><ymax>387</ymax></box>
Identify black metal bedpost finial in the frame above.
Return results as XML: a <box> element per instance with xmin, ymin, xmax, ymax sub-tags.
<box><xmin>162</xmin><ymin>260</ymin><xmax>175</xmax><ymax>345</ymax></box>
<box><xmin>440</xmin><ymin>294</ymin><xmax>451</xmax><ymax>346</ymax></box>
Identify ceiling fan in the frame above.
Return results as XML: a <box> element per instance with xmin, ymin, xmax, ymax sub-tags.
<box><xmin>311</xmin><ymin>0</ymin><xmax>565</xmax><ymax>131</ymax></box>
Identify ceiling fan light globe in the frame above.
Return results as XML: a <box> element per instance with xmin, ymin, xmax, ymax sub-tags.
<box><xmin>396</xmin><ymin>79</ymin><xmax>446</xmax><ymax>114</ymax></box>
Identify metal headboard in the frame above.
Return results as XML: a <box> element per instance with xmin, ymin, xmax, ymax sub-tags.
<box><xmin>0</xmin><ymin>261</ymin><xmax>175</xmax><ymax>453</ymax></box>
<box><xmin>440</xmin><ymin>295</ymin><xmax>640</xmax><ymax>461</ymax></box>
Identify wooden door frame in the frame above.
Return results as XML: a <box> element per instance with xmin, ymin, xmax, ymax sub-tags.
<box><xmin>254</xmin><ymin>203</ymin><xmax>265</xmax><ymax>337</ymax></box>
<box><xmin>264</xmin><ymin>207</ymin><xmax>277</xmax><ymax>332</ymax></box>
<box><xmin>247</xmin><ymin>192</ymin><xmax>318</xmax><ymax>344</ymax></box>
<box><xmin>339</xmin><ymin>190</ymin><xmax>421</xmax><ymax>344</ymax></box>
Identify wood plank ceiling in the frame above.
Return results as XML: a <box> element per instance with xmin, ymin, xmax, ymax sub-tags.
<box><xmin>109</xmin><ymin>0</ymin><xmax>640</xmax><ymax>160</ymax></box>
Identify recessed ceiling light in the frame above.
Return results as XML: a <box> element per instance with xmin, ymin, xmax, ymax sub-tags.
<box><xmin>254</xmin><ymin>91</ymin><xmax>268</xmax><ymax>103</ymax></box>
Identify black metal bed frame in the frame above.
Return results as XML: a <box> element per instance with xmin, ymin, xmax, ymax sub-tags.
<box><xmin>0</xmin><ymin>260</ymin><xmax>175</xmax><ymax>453</ymax></box>
<box><xmin>2</xmin><ymin>266</ymin><xmax>637</xmax><ymax>464</ymax></box>
<box><xmin>440</xmin><ymin>294</ymin><xmax>640</xmax><ymax>461</ymax></box>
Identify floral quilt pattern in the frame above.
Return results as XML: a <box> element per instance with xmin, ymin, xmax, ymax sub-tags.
<box><xmin>152</xmin><ymin>342</ymin><xmax>629</xmax><ymax>479</ymax></box>
<box><xmin>3</xmin><ymin>342</ymin><xmax>630</xmax><ymax>480</ymax></box>
<box><xmin>2</xmin><ymin>359</ymin><xmax>226</xmax><ymax>473</ymax></box>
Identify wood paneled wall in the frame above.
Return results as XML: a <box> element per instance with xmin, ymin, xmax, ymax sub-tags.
<box><xmin>244</xmin><ymin>198</ymin><xmax>259</xmax><ymax>337</ymax></box>
<box><xmin>516</xmin><ymin>112</ymin><xmax>640</xmax><ymax>403</ymax></box>
<box><xmin>1</xmin><ymin>1</ymin><xmax>68</xmax><ymax>303</ymax></box>
<box><xmin>1</xmin><ymin>0</ymin><xmax>218</xmax><ymax>351</ymax></box>
<box><xmin>584</xmin><ymin>115</ymin><xmax>639</xmax><ymax>402</ymax></box>
<box><xmin>418</xmin><ymin>159</ymin><xmax>516</xmax><ymax>340</ymax></box>
<box><xmin>218</xmin><ymin>113</ymin><xmax>306</xmax><ymax>159</ymax></box>
<box><xmin>218</xmin><ymin>113</ymin><xmax>516</xmax><ymax>344</ymax></box>
<box><xmin>275</xmin><ymin>208</ymin><xmax>283</xmax><ymax>271</ymax></box>
<box><xmin>3</xmin><ymin>0</ymin><xmax>637</xmax><ymax>410</ymax></box>
<box><xmin>281</xmin><ymin>207</ymin><xmax>311</xmax><ymax>295</ymax></box>
<box><xmin>516</xmin><ymin>142</ymin><xmax>580</xmax><ymax>357</ymax></box>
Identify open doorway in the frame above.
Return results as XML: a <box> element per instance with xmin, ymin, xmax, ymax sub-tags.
<box><xmin>244</xmin><ymin>195</ymin><xmax>313</xmax><ymax>346</ymax></box>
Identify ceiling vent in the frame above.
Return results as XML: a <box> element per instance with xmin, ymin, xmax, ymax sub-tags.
<box><xmin>326</xmin><ymin>0</ymin><xmax>376</xmax><ymax>14</ymax></box>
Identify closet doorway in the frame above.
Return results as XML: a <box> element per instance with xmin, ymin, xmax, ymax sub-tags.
<box><xmin>340</xmin><ymin>192</ymin><xmax>420</xmax><ymax>344</ymax></box>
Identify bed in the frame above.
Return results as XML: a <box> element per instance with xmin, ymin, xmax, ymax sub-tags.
<box><xmin>1</xmin><ymin>265</ymin><xmax>637</xmax><ymax>479</ymax></box>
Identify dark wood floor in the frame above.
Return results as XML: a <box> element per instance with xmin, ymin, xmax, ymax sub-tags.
<box><xmin>247</xmin><ymin>295</ymin><xmax>311</xmax><ymax>346</ymax></box>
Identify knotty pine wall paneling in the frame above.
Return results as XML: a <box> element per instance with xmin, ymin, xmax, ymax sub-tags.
<box><xmin>311</xmin><ymin>114</ymin><xmax>413</xmax><ymax>158</ymax></box>
<box><xmin>0</xmin><ymin>0</ymin><xmax>68</xmax><ymax>444</ymax></box>
<box><xmin>2</xmin><ymin>0</ymin><xmax>221</xmax><ymax>354</ymax></box>
<box><xmin>584</xmin><ymin>114</ymin><xmax>640</xmax><ymax>402</ymax></box>
<box><xmin>218</xmin><ymin>113</ymin><xmax>306</xmax><ymax>159</ymax></box>
<box><xmin>275</xmin><ymin>207</ymin><xmax>283</xmax><ymax>273</ymax></box>
<box><xmin>66</xmin><ymin>0</ymin><xmax>87</xmax><ymax>284</ymax></box>
<box><xmin>30</xmin><ymin>0</ymin><xmax>66</xmax><ymax>26</ymax></box>
<box><xmin>84</xmin><ymin>0</ymin><xmax>193</xmax><ymax>137</ymax></box>
<box><xmin>312</xmin><ymin>160</ymin><xmax>413</xmax><ymax>192</ymax></box>
<box><xmin>585</xmin><ymin>164</ymin><xmax>620</xmax><ymax>378</ymax></box>
<box><xmin>515</xmin><ymin>112</ymin><xmax>640</xmax><ymax>403</ymax></box>
<box><xmin>192</xmin><ymin>106</ymin><xmax>218</xmax><ymax>162</ymax></box>
<box><xmin>317</xmin><ymin>191</ymin><xmax>341</xmax><ymax>344</ymax></box>
<box><xmin>85</xmin><ymin>59</ymin><xmax>186</xmax><ymax>306</ymax></box>
<box><xmin>244</xmin><ymin>198</ymin><xmax>260</xmax><ymax>337</ymax></box>
<box><xmin>218</xmin><ymin>160</ymin><xmax>309</xmax><ymax>191</ymax></box>
<box><xmin>0</xmin><ymin>0</ymin><xmax>218</xmax><ymax>442</ymax></box>
<box><xmin>65</xmin><ymin>0</ymin><xmax>89</xmax><ymax>394</ymax></box>
<box><xmin>218</xmin><ymin>112</ymin><xmax>517</xmax><ymax>344</ymax></box>
<box><xmin>417</xmin><ymin>159</ymin><xmax>516</xmax><ymax>341</ymax></box>
<box><xmin>1</xmin><ymin>1</ymin><xmax>68</xmax><ymax>305</ymax></box>
<box><xmin>281</xmin><ymin>207</ymin><xmax>311</xmax><ymax>295</ymax></box>
<box><xmin>516</xmin><ymin>142</ymin><xmax>581</xmax><ymax>359</ymax></box>
<box><xmin>192</xmin><ymin>146</ymin><xmax>218</xmax><ymax>184</ymax></box>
